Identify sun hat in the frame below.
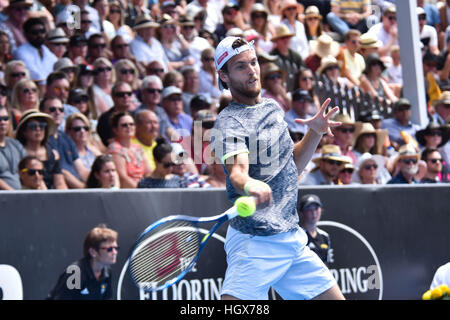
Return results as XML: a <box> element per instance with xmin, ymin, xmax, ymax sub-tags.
<box><xmin>270</xmin><ymin>24</ymin><xmax>295</xmax><ymax>42</ymax></box>
<box><xmin>317</xmin><ymin>55</ymin><xmax>340</xmax><ymax>74</ymax></box>
<box><xmin>162</xmin><ymin>86</ymin><xmax>182</xmax><ymax>99</ymax></box>
<box><xmin>312</xmin><ymin>144</ymin><xmax>351</xmax><ymax>164</ymax></box>
<box><xmin>360</xmin><ymin>32</ymin><xmax>382</xmax><ymax>49</ymax></box>
<box><xmin>133</xmin><ymin>13</ymin><xmax>160</xmax><ymax>30</ymax></box>
<box><xmin>415</xmin><ymin>122</ymin><xmax>449</xmax><ymax>148</ymax></box>
<box><xmin>15</xmin><ymin>109</ymin><xmax>56</xmax><ymax>144</ymax></box>
<box><xmin>305</xmin><ymin>5</ymin><xmax>322</xmax><ymax>20</ymax></box>
<box><xmin>309</xmin><ymin>34</ymin><xmax>340</xmax><ymax>58</ymax></box>
<box><xmin>47</xmin><ymin>28</ymin><xmax>69</xmax><ymax>44</ymax></box>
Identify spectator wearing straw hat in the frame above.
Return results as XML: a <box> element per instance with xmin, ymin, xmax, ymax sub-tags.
<box><xmin>331</xmin><ymin>113</ymin><xmax>357</xmax><ymax>164</ymax></box>
<box><xmin>46</xmin><ymin>28</ymin><xmax>69</xmax><ymax>59</ymax></box>
<box><xmin>304</xmin><ymin>5</ymin><xmax>324</xmax><ymax>42</ymax></box>
<box><xmin>352</xmin><ymin>122</ymin><xmax>388</xmax><ymax>160</ymax></box>
<box><xmin>305</xmin><ymin>33</ymin><xmax>340</xmax><ymax>74</ymax></box>
<box><xmin>299</xmin><ymin>144</ymin><xmax>351</xmax><ymax>185</ymax></box>
<box><xmin>432</xmin><ymin>91</ymin><xmax>450</xmax><ymax>125</ymax></box>
<box><xmin>359</xmin><ymin>32</ymin><xmax>382</xmax><ymax>59</ymax></box>
<box><xmin>387</xmin><ymin>144</ymin><xmax>421</xmax><ymax>184</ymax></box>
<box><xmin>269</xmin><ymin>24</ymin><xmax>305</xmax><ymax>92</ymax></box>
<box><xmin>318</xmin><ymin>55</ymin><xmax>353</xmax><ymax>93</ymax></box>
<box><xmin>129</xmin><ymin>14</ymin><xmax>168</xmax><ymax>71</ymax></box>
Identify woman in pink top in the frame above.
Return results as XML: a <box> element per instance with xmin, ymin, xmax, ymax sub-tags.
<box><xmin>107</xmin><ymin>111</ymin><xmax>152</xmax><ymax>188</ymax></box>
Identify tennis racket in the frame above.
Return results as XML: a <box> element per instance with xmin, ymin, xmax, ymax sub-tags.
<box><xmin>127</xmin><ymin>196</ymin><xmax>256</xmax><ymax>292</ymax></box>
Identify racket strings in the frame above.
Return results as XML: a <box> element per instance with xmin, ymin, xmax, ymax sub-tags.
<box><xmin>129</xmin><ymin>220</ymin><xmax>201</xmax><ymax>289</ymax></box>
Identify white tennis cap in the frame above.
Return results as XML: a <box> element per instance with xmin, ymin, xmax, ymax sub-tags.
<box><xmin>214</xmin><ymin>36</ymin><xmax>255</xmax><ymax>71</ymax></box>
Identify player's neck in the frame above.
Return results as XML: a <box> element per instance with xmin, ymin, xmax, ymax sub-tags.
<box><xmin>231</xmin><ymin>92</ymin><xmax>262</xmax><ymax>106</ymax></box>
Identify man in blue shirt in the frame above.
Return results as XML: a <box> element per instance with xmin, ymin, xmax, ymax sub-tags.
<box><xmin>161</xmin><ymin>86</ymin><xmax>193</xmax><ymax>139</ymax></box>
<box><xmin>387</xmin><ymin>144</ymin><xmax>420</xmax><ymax>184</ymax></box>
<box><xmin>381</xmin><ymin>98</ymin><xmax>421</xmax><ymax>150</ymax></box>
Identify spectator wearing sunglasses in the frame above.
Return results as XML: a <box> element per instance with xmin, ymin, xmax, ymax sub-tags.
<box><xmin>261</xmin><ymin>63</ymin><xmax>291</xmax><ymax>113</ymax></box>
<box><xmin>299</xmin><ymin>144</ymin><xmax>351</xmax><ymax>185</ymax></box>
<box><xmin>92</xmin><ymin>57</ymin><xmax>115</xmax><ymax>113</ymax></box>
<box><xmin>331</xmin><ymin>113</ymin><xmax>357</xmax><ymax>164</ymax></box>
<box><xmin>9</xmin><ymin>79</ymin><xmax>39</xmax><ymax>124</ymax></box>
<box><xmin>13</xmin><ymin>17</ymin><xmax>58</xmax><ymax>85</ymax></box>
<box><xmin>387</xmin><ymin>144</ymin><xmax>421</xmax><ymax>184</ymax></box>
<box><xmin>0</xmin><ymin>105</ymin><xmax>26</xmax><ymax>190</ymax></box>
<box><xmin>161</xmin><ymin>85</ymin><xmax>193</xmax><ymax>138</ymax></box>
<box><xmin>418</xmin><ymin>7</ymin><xmax>439</xmax><ymax>56</ymax></box>
<box><xmin>41</xmin><ymin>96</ymin><xmax>90</xmax><ymax>189</ymax></box>
<box><xmin>110</xmin><ymin>35</ymin><xmax>146</xmax><ymax>77</ymax></box>
<box><xmin>352</xmin><ymin>152</ymin><xmax>389</xmax><ymax>185</ymax></box>
<box><xmin>97</xmin><ymin>82</ymin><xmax>135</xmax><ymax>147</ymax></box>
<box><xmin>198</xmin><ymin>47</ymin><xmax>220</xmax><ymax>100</ymax></box>
<box><xmin>420</xmin><ymin>148</ymin><xmax>449</xmax><ymax>183</ymax></box>
<box><xmin>107</xmin><ymin>111</ymin><xmax>152</xmax><ymax>188</ymax></box>
<box><xmin>367</xmin><ymin>6</ymin><xmax>398</xmax><ymax>58</ymax></box>
<box><xmin>381</xmin><ymin>98</ymin><xmax>421</xmax><ymax>151</ymax></box>
<box><xmin>68</xmin><ymin>88</ymin><xmax>97</xmax><ymax>130</ymax></box>
<box><xmin>47</xmin><ymin>224</ymin><xmax>118</xmax><ymax>300</ymax></box>
<box><xmin>114</xmin><ymin>59</ymin><xmax>140</xmax><ymax>110</ymax></box>
<box><xmin>65</xmin><ymin>113</ymin><xmax>103</xmax><ymax>171</ymax></box>
<box><xmin>138</xmin><ymin>137</ymin><xmax>188</xmax><ymax>188</ymax></box>
<box><xmin>45</xmin><ymin>71</ymin><xmax>80</xmax><ymax>131</ymax></box>
<box><xmin>18</xmin><ymin>155</ymin><xmax>46</xmax><ymax>190</ymax></box>
<box><xmin>15</xmin><ymin>109</ymin><xmax>67</xmax><ymax>189</ymax></box>
<box><xmin>4</xmin><ymin>60</ymin><xmax>30</xmax><ymax>104</ymax></box>
<box><xmin>132</xmin><ymin>109</ymin><xmax>159</xmax><ymax>171</ymax></box>
<box><xmin>87</xmin><ymin>33</ymin><xmax>110</xmax><ymax>64</ymax></box>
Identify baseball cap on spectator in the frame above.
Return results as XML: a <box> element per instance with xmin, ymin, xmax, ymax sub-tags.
<box><xmin>190</xmin><ymin>94</ymin><xmax>211</xmax><ymax>111</ymax></box>
<box><xmin>68</xmin><ymin>88</ymin><xmax>89</xmax><ymax>103</ymax></box>
<box><xmin>298</xmin><ymin>194</ymin><xmax>322</xmax><ymax>212</ymax></box>
<box><xmin>53</xmin><ymin>57</ymin><xmax>76</xmax><ymax>72</ymax></box>
<box><xmin>47</xmin><ymin>28</ymin><xmax>69</xmax><ymax>44</ymax></box>
<box><xmin>78</xmin><ymin>64</ymin><xmax>94</xmax><ymax>76</ymax></box>
<box><xmin>393</xmin><ymin>97</ymin><xmax>411</xmax><ymax>111</ymax></box>
<box><xmin>416</xmin><ymin>6</ymin><xmax>426</xmax><ymax>16</ymax></box>
<box><xmin>162</xmin><ymin>86</ymin><xmax>182</xmax><ymax>99</ymax></box>
<box><xmin>134</xmin><ymin>13</ymin><xmax>160</xmax><ymax>30</ymax></box>
<box><xmin>222</xmin><ymin>2</ymin><xmax>239</xmax><ymax>13</ymax></box>
<box><xmin>69</xmin><ymin>34</ymin><xmax>88</xmax><ymax>47</ymax></box>
<box><xmin>292</xmin><ymin>89</ymin><xmax>313</xmax><ymax>102</ymax></box>
<box><xmin>360</xmin><ymin>33</ymin><xmax>382</xmax><ymax>49</ymax></box>
<box><xmin>358</xmin><ymin>109</ymin><xmax>384</xmax><ymax>122</ymax></box>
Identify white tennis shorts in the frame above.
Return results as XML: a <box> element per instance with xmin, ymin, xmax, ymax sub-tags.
<box><xmin>221</xmin><ymin>225</ymin><xmax>337</xmax><ymax>300</ymax></box>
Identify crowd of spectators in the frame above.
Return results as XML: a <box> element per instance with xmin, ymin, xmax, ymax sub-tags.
<box><xmin>0</xmin><ymin>0</ymin><xmax>449</xmax><ymax>191</ymax></box>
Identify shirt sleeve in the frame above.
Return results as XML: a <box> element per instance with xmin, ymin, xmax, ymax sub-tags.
<box><xmin>210</xmin><ymin>115</ymin><xmax>249</xmax><ymax>165</ymax></box>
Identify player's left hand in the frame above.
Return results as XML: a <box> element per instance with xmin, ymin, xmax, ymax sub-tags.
<box><xmin>294</xmin><ymin>98</ymin><xmax>341</xmax><ymax>136</ymax></box>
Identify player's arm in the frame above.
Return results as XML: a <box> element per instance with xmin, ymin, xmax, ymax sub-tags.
<box><xmin>293</xmin><ymin>98</ymin><xmax>341</xmax><ymax>174</ymax></box>
<box><xmin>225</xmin><ymin>153</ymin><xmax>272</xmax><ymax>207</ymax></box>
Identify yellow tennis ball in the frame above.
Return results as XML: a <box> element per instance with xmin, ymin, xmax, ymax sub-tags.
<box><xmin>422</xmin><ymin>290</ymin><xmax>432</xmax><ymax>300</ymax></box>
<box><xmin>235</xmin><ymin>196</ymin><xmax>256</xmax><ymax>217</ymax></box>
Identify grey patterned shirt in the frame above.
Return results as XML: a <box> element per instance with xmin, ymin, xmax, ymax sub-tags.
<box><xmin>210</xmin><ymin>98</ymin><xmax>300</xmax><ymax>236</ymax></box>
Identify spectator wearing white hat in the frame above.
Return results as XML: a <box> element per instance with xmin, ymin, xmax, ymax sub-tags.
<box><xmin>352</xmin><ymin>152</ymin><xmax>390</xmax><ymax>184</ymax></box>
<box><xmin>387</xmin><ymin>144</ymin><xmax>421</xmax><ymax>184</ymax></box>
<box><xmin>46</xmin><ymin>28</ymin><xmax>69</xmax><ymax>59</ymax></box>
<box><xmin>161</xmin><ymin>85</ymin><xmax>193</xmax><ymax>138</ymax></box>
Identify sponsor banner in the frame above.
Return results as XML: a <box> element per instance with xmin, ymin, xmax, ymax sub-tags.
<box><xmin>0</xmin><ymin>186</ymin><xmax>449</xmax><ymax>300</ymax></box>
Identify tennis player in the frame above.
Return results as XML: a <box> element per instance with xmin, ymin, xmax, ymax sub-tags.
<box><xmin>211</xmin><ymin>36</ymin><xmax>345</xmax><ymax>300</ymax></box>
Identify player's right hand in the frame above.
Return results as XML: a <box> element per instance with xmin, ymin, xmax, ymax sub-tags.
<box><xmin>243</xmin><ymin>180</ymin><xmax>272</xmax><ymax>208</ymax></box>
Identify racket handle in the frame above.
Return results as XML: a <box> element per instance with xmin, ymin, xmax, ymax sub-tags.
<box><xmin>234</xmin><ymin>196</ymin><xmax>256</xmax><ymax>218</ymax></box>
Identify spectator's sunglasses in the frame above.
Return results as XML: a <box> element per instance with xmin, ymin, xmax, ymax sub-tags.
<box><xmin>21</xmin><ymin>168</ymin><xmax>44</xmax><ymax>176</ymax></box>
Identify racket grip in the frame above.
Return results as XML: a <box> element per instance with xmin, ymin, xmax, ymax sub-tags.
<box><xmin>235</xmin><ymin>196</ymin><xmax>256</xmax><ymax>218</ymax></box>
